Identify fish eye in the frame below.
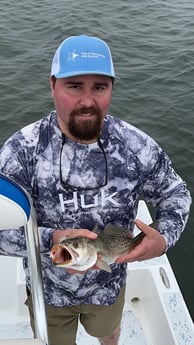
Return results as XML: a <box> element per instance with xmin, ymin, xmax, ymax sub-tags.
<box><xmin>73</xmin><ymin>241</ymin><xmax>79</xmax><ymax>249</ymax></box>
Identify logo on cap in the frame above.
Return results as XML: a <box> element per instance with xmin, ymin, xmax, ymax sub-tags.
<box><xmin>68</xmin><ymin>50</ymin><xmax>79</xmax><ymax>62</ymax></box>
<box><xmin>68</xmin><ymin>49</ymin><xmax>106</xmax><ymax>62</ymax></box>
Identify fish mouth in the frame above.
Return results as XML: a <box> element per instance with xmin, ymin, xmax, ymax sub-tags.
<box><xmin>51</xmin><ymin>244</ymin><xmax>78</xmax><ymax>265</ymax></box>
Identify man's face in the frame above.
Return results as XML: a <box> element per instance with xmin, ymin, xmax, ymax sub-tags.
<box><xmin>50</xmin><ymin>74</ymin><xmax>113</xmax><ymax>143</ymax></box>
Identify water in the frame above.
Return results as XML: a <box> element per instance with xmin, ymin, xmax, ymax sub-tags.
<box><xmin>0</xmin><ymin>0</ymin><xmax>194</xmax><ymax>320</ymax></box>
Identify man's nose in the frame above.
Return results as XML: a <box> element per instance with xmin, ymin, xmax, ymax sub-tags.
<box><xmin>79</xmin><ymin>91</ymin><xmax>94</xmax><ymax>107</ymax></box>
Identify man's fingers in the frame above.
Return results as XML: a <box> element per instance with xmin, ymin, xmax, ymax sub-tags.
<box><xmin>135</xmin><ymin>219</ymin><xmax>156</xmax><ymax>235</ymax></box>
<box><xmin>52</xmin><ymin>228</ymin><xmax>97</xmax><ymax>244</ymax></box>
<box><xmin>65</xmin><ymin>229</ymin><xmax>97</xmax><ymax>239</ymax></box>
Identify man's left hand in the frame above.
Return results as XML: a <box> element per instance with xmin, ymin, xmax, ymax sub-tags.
<box><xmin>115</xmin><ymin>219</ymin><xmax>166</xmax><ymax>264</ymax></box>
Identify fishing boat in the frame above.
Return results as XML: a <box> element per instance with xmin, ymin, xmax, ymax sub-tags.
<box><xmin>0</xmin><ymin>173</ymin><xmax>193</xmax><ymax>345</ymax></box>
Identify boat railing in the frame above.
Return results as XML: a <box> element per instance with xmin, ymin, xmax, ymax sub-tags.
<box><xmin>0</xmin><ymin>173</ymin><xmax>49</xmax><ymax>345</ymax></box>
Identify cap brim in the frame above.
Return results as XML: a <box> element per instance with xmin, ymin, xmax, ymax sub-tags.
<box><xmin>52</xmin><ymin>71</ymin><xmax>119</xmax><ymax>79</ymax></box>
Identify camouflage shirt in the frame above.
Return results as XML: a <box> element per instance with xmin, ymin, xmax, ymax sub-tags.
<box><xmin>0</xmin><ymin>111</ymin><xmax>191</xmax><ymax>306</ymax></box>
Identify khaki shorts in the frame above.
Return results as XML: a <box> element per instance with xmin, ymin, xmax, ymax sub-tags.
<box><xmin>25</xmin><ymin>284</ymin><xmax>126</xmax><ymax>345</ymax></box>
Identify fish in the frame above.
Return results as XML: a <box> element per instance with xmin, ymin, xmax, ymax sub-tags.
<box><xmin>50</xmin><ymin>224</ymin><xmax>145</xmax><ymax>273</ymax></box>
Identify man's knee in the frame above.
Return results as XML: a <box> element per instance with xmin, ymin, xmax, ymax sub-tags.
<box><xmin>98</xmin><ymin>325</ymin><xmax>120</xmax><ymax>345</ymax></box>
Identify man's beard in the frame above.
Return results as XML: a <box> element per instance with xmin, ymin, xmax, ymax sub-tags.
<box><xmin>68</xmin><ymin>105</ymin><xmax>103</xmax><ymax>141</ymax></box>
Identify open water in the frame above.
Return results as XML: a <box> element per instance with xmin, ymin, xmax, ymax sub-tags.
<box><xmin>0</xmin><ymin>0</ymin><xmax>194</xmax><ymax>320</ymax></box>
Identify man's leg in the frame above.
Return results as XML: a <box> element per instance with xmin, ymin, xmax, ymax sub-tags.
<box><xmin>80</xmin><ymin>284</ymin><xmax>125</xmax><ymax>344</ymax></box>
<box><xmin>98</xmin><ymin>325</ymin><xmax>120</xmax><ymax>345</ymax></box>
<box><xmin>25</xmin><ymin>290</ymin><xmax>80</xmax><ymax>345</ymax></box>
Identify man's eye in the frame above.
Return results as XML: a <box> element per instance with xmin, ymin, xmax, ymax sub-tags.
<box><xmin>96</xmin><ymin>85</ymin><xmax>107</xmax><ymax>91</ymax></box>
<box><xmin>69</xmin><ymin>85</ymin><xmax>80</xmax><ymax>89</ymax></box>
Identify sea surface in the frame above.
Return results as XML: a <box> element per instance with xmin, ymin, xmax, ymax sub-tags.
<box><xmin>0</xmin><ymin>0</ymin><xmax>194</xmax><ymax>320</ymax></box>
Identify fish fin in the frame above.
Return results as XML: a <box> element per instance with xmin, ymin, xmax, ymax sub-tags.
<box><xmin>104</xmin><ymin>223</ymin><xmax>130</xmax><ymax>236</ymax></box>
<box><xmin>103</xmin><ymin>223</ymin><xmax>112</xmax><ymax>232</ymax></box>
<box><xmin>149</xmin><ymin>220</ymin><xmax>159</xmax><ymax>229</ymax></box>
<box><xmin>96</xmin><ymin>258</ymin><xmax>112</xmax><ymax>273</ymax></box>
<box><xmin>93</xmin><ymin>223</ymin><xmax>100</xmax><ymax>234</ymax></box>
<box><xmin>103</xmin><ymin>223</ymin><xmax>120</xmax><ymax>234</ymax></box>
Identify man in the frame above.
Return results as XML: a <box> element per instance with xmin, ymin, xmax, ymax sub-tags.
<box><xmin>0</xmin><ymin>35</ymin><xmax>191</xmax><ymax>345</ymax></box>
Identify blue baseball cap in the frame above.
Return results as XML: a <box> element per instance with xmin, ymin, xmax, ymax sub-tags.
<box><xmin>51</xmin><ymin>35</ymin><xmax>118</xmax><ymax>79</ymax></box>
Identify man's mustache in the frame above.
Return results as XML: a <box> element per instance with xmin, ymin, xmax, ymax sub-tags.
<box><xmin>70</xmin><ymin>106</ymin><xmax>101</xmax><ymax>116</ymax></box>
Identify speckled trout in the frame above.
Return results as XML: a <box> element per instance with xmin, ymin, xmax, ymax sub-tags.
<box><xmin>50</xmin><ymin>224</ymin><xmax>144</xmax><ymax>273</ymax></box>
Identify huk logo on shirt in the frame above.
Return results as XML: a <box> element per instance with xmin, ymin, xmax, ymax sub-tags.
<box><xmin>59</xmin><ymin>190</ymin><xmax>120</xmax><ymax>211</ymax></box>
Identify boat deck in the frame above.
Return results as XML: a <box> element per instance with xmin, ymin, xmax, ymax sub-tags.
<box><xmin>0</xmin><ymin>309</ymin><xmax>146</xmax><ymax>345</ymax></box>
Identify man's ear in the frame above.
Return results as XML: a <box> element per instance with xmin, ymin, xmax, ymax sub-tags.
<box><xmin>50</xmin><ymin>76</ymin><xmax>56</xmax><ymax>95</ymax></box>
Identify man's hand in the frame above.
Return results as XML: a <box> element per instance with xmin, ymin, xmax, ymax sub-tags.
<box><xmin>115</xmin><ymin>219</ymin><xmax>166</xmax><ymax>264</ymax></box>
<box><xmin>52</xmin><ymin>228</ymin><xmax>97</xmax><ymax>245</ymax></box>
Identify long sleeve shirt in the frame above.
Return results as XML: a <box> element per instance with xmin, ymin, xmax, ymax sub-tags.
<box><xmin>0</xmin><ymin>111</ymin><xmax>191</xmax><ymax>306</ymax></box>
